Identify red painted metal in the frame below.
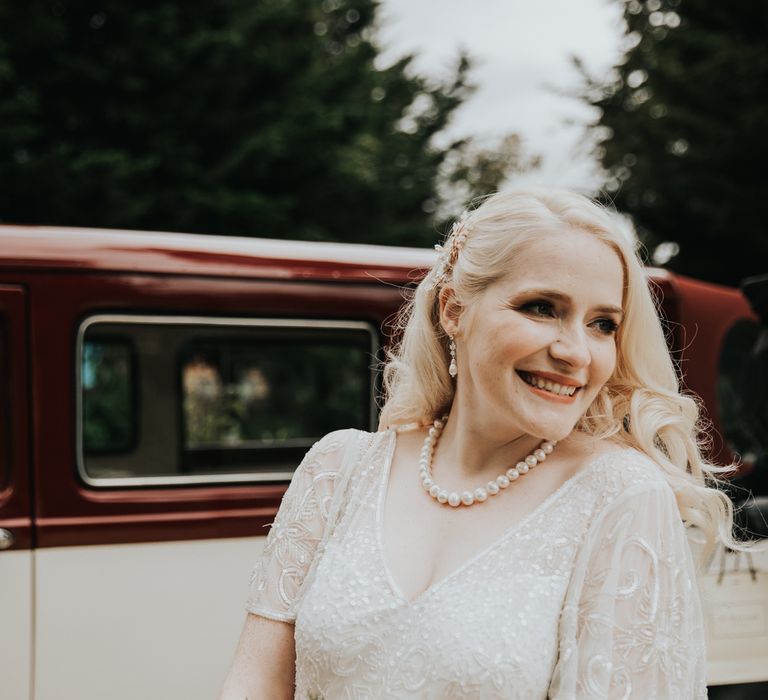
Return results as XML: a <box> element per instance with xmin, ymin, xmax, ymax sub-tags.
<box><xmin>0</xmin><ymin>285</ymin><xmax>32</xmax><ymax>550</ymax></box>
<box><xmin>0</xmin><ymin>225</ymin><xmax>434</xmax><ymax>285</ymax></box>
<box><xmin>665</xmin><ymin>274</ymin><xmax>756</xmax><ymax>463</ymax></box>
<box><xmin>26</xmin><ymin>270</ymin><xmax>406</xmax><ymax>548</ymax></box>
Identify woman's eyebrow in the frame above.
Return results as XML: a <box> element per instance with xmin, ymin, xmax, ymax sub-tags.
<box><xmin>519</xmin><ymin>288</ymin><xmax>624</xmax><ymax>317</ymax></box>
<box><xmin>595</xmin><ymin>305</ymin><xmax>624</xmax><ymax>317</ymax></box>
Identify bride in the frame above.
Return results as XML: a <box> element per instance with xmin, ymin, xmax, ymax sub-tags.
<box><xmin>220</xmin><ymin>189</ymin><xmax>734</xmax><ymax>699</ymax></box>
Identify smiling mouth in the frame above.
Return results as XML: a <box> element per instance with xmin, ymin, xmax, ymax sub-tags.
<box><xmin>517</xmin><ymin>371</ymin><xmax>582</xmax><ymax>398</ymax></box>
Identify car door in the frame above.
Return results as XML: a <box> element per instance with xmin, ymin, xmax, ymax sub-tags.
<box><xmin>0</xmin><ymin>284</ymin><xmax>32</xmax><ymax>700</ymax></box>
<box><xmin>30</xmin><ymin>270</ymin><xmax>392</xmax><ymax>699</ymax></box>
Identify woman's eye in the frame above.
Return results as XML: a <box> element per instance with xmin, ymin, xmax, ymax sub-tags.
<box><xmin>520</xmin><ymin>301</ymin><xmax>555</xmax><ymax>317</ymax></box>
<box><xmin>593</xmin><ymin>318</ymin><xmax>619</xmax><ymax>335</ymax></box>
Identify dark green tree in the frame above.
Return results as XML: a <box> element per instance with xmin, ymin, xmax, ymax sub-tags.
<box><xmin>584</xmin><ymin>0</ymin><xmax>768</xmax><ymax>285</ymax></box>
<box><xmin>0</xmin><ymin>0</ymin><xmax>530</xmax><ymax>245</ymax></box>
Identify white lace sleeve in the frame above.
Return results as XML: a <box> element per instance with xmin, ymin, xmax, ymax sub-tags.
<box><xmin>245</xmin><ymin>429</ymin><xmax>356</xmax><ymax>623</ymax></box>
<box><xmin>549</xmin><ymin>482</ymin><xmax>708</xmax><ymax>699</ymax></box>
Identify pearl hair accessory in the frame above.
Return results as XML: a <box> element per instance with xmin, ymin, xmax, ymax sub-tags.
<box><xmin>427</xmin><ymin>212</ymin><xmax>469</xmax><ymax>290</ymax></box>
<box><xmin>419</xmin><ymin>416</ymin><xmax>556</xmax><ymax>507</ymax></box>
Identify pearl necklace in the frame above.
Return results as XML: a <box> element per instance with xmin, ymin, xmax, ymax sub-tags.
<box><xmin>419</xmin><ymin>417</ymin><xmax>556</xmax><ymax>507</ymax></box>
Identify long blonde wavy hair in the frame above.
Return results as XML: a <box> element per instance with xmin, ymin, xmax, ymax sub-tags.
<box><xmin>380</xmin><ymin>188</ymin><xmax>739</xmax><ymax>560</ymax></box>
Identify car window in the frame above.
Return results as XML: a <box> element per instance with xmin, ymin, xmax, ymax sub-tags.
<box><xmin>82</xmin><ymin>337</ymin><xmax>137</xmax><ymax>454</ymax></box>
<box><xmin>78</xmin><ymin>315</ymin><xmax>377</xmax><ymax>486</ymax></box>
<box><xmin>718</xmin><ymin>319</ymin><xmax>768</xmax><ymax>492</ymax></box>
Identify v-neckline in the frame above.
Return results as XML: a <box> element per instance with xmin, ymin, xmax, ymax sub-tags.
<box><xmin>374</xmin><ymin>430</ymin><xmax>631</xmax><ymax>606</ymax></box>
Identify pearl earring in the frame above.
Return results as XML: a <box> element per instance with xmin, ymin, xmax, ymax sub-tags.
<box><xmin>448</xmin><ymin>336</ymin><xmax>458</xmax><ymax>378</ymax></box>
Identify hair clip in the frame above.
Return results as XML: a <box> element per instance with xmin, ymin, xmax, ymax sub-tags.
<box><xmin>426</xmin><ymin>212</ymin><xmax>469</xmax><ymax>290</ymax></box>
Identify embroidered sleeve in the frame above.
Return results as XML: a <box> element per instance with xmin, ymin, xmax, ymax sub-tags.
<box><xmin>549</xmin><ymin>483</ymin><xmax>708</xmax><ymax>699</ymax></box>
<box><xmin>245</xmin><ymin>429</ymin><xmax>356</xmax><ymax>623</ymax></box>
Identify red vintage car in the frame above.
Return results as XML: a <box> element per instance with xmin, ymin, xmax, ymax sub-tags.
<box><xmin>0</xmin><ymin>225</ymin><xmax>763</xmax><ymax>699</ymax></box>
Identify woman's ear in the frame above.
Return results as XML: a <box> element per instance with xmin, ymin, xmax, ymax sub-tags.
<box><xmin>438</xmin><ymin>285</ymin><xmax>463</xmax><ymax>337</ymax></box>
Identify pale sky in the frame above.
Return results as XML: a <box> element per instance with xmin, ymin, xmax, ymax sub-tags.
<box><xmin>376</xmin><ymin>0</ymin><xmax>626</xmax><ymax>193</ymax></box>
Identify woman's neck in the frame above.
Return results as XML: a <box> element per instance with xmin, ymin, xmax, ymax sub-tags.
<box><xmin>431</xmin><ymin>403</ymin><xmax>543</xmax><ymax>482</ymax></box>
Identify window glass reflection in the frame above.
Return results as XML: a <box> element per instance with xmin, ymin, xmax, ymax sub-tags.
<box><xmin>79</xmin><ymin>319</ymin><xmax>375</xmax><ymax>483</ymax></box>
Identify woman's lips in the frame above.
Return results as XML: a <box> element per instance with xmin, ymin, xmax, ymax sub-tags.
<box><xmin>517</xmin><ymin>370</ymin><xmax>582</xmax><ymax>404</ymax></box>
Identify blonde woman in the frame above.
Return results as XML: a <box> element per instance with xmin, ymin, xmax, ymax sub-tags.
<box><xmin>220</xmin><ymin>189</ymin><xmax>733</xmax><ymax>699</ymax></box>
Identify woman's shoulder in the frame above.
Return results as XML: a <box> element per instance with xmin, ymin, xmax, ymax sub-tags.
<box><xmin>578</xmin><ymin>443</ymin><xmax>675</xmax><ymax>506</ymax></box>
<box><xmin>592</xmin><ymin>444</ymin><xmax>667</xmax><ymax>479</ymax></box>
<box><xmin>303</xmin><ymin>428</ymin><xmax>392</xmax><ymax>474</ymax></box>
<box><xmin>311</xmin><ymin>427</ymin><xmax>368</xmax><ymax>450</ymax></box>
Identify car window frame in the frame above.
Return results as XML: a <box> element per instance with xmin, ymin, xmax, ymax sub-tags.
<box><xmin>75</xmin><ymin>313</ymin><xmax>379</xmax><ymax>488</ymax></box>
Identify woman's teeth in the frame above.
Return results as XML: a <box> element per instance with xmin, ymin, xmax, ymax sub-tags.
<box><xmin>519</xmin><ymin>371</ymin><xmax>578</xmax><ymax>397</ymax></box>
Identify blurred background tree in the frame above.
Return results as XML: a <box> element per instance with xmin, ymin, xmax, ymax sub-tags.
<box><xmin>0</xmin><ymin>0</ymin><xmax>533</xmax><ymax>245</ymax></box>
<box><xmin>438</xmin><ymin>133</ymin><xmax>541</xmax><ymax>218</ymax></box>
<box><xmin>584</xmin><ymin>0</ymin><xmax>768</xmax><ymax>285</ymax></box>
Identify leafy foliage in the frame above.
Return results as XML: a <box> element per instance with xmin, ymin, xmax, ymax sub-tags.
<box><xmin>83</xmin><ymin>340</ymin><xmax>134</xmax><ymax>453</ymax></box>
<box><xmin>0</xmin><ymin>0</ymin><xmax>530</xmax><ymax>245</ymax></box>
<box><xmin>585</xmin><ymin>0</ymin><xmax>768</xmax><ymax>284</ymax></box>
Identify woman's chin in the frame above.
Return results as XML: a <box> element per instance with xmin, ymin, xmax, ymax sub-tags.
<box><xmin>529</xmin><ymin>415</ymin><xmax>581</xmax><ymax>443</ymax></box>
<box><xmin>541</xmin><ymin>426</ymin><xmax>577</xmax><ymax>443</ymax></box>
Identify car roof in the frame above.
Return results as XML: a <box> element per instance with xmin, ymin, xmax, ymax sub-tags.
<box><xmin>0</xmin><ymin>225</ymin><xmax>437</xmax><ymax>284</ymax></box>
<box><xmin>0</xmin><ymin>224</ymin><xmax>686</xmax><ymax>294</ymax></box>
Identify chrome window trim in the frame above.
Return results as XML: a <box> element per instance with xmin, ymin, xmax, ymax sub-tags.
<box><xmin>76</xmin><ymin>314</ymin><xmax>379</xmax><ymax>488</ymax></box>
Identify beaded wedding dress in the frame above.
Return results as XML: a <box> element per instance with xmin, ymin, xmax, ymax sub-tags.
<box><xmin>246</xmin><ymin>429</ymin><xmax>707</xmax><ymax>699</ymax></box>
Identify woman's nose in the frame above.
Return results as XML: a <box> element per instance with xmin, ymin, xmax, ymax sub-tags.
<box><xmin>549</xmin><ymin>327</ymin><xmax>590</xmax><ymax>367</ymax></box>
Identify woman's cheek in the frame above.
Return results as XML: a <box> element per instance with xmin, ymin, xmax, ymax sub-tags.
<box><xmin>596</xmin><ymin>344</ymin><xmax>618</xmax><ymax>385</ymax></box>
